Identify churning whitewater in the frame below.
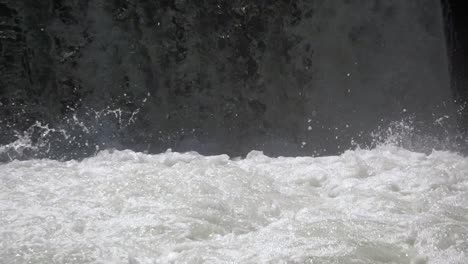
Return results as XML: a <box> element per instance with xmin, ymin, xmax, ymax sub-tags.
<box><xmin>1</xmin><ymin>146</ymin><xmax>468</xmax><ymax>264</ymax></box>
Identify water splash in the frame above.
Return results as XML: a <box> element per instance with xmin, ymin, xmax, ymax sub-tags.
<box><xmin>367</xmin><ymin>116</ymin><xmax>467</xmax><ymax>154</ymax></box>
<box><xmin>0</xmin><ymin>93</ymin><xmax>150</xmax><ymax>162</ymax></box>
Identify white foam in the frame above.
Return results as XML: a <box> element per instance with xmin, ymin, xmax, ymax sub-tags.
<box><xmin>1</xmin><ymin>146</ymin><xmax>467</xmax><ymax>263</ymax></box>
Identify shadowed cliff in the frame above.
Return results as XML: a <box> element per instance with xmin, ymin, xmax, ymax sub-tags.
<box><xmin>0</xmin><ymin>0</ymin><xmax>464</xmax><ymax>160</ymax></box>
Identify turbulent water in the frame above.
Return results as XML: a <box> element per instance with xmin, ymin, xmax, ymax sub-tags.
<box><xmin>1</xmin><ymin>146</ymin><xmax>468</xmax><ymax>264</ymax></box>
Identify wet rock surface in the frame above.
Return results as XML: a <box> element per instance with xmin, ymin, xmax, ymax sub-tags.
<box><xmin>0</xmin><ymin>0</ymin><xmax>462</xmax><ymax>160</ymax></box>
<box><xmin>443</xmin><ymin>0</ymin><xmax>468</xmax><ymax>134</ymax></box>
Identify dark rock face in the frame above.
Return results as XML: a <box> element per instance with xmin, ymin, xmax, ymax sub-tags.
<box><xmin>443</xmin><ymin>0</ymin><xmax>468</xmax><ymax>134</ymax></box>
<box><xmin>0</xmin><ymin>0</ymin><xmax>462</xmax><ymax>160</ymax></box>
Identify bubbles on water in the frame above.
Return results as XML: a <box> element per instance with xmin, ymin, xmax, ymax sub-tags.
<box><xmin>1</xmin><ymin>147</ymin><xmax>467</xmax><ymax>263</ymax></box>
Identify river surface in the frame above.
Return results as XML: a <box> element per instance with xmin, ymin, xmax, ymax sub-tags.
<box><xmin>1</xmin><ymin>146</ymin><xmax>467</xmax><ymax>263</ymax></box>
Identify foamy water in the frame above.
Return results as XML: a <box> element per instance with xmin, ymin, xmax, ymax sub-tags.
<box><xmin>1</xmin><ymin>146</ymin><xmax>467</xmax><ymax>263</ymax></box>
